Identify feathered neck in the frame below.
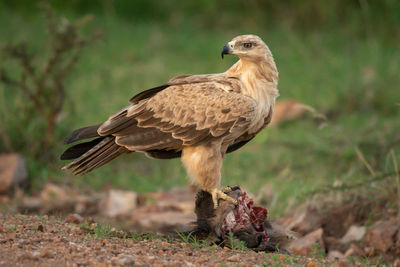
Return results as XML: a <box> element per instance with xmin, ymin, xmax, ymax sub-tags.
<box><xmin>225</xmin><ymin>54</ymin><xmax>279</xmax><ymax>87</ymax></box>
<box><xmin>225</xmin><ymin>52</ymin><xmax>279</xmax><ymax>133</ymax></box>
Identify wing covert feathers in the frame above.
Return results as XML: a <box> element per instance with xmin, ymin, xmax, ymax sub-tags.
<box><xmin>97</xmin><ymin>81</ymin><xmax>257</xmax><ymax>152</ymax></box>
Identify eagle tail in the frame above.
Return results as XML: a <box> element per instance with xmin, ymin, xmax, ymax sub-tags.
<box><xmin>61</xmin><ymin>135</ymin><xmax>127</xmax><ymax>175</ymax></box>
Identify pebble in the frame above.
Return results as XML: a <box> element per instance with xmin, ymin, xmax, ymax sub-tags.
<box><xmin>227</xmin><ymin>254</ymin><xmax>241</xmax><ymax>262</ymax></box>
<box><xmin>20</xmin><ymin>251</ymin><xmax>40</xmax><ymax>261</ymax></box>
<box><xmin>40</xmin><ymin>249</ymin><xmax>54</xmax><ymax>258</ymax></box>
<box><xmin>37</xmin><ymin>224</ymin><xmax>45</xmax><ymax>232</ymax></box>
<box><xmin>17</xmin><ymin>239</ymin><xmax>26</xmax><ymax>248</ymax></box>
<box><xmin>66</xmin><ymin>213</ymin><xmax>84</xmax><ymax>224</ymax></box>
<box><xmin>117</xmin><ymin>255</ymin><xmax>135</xmax><ymax>266</ymax></box>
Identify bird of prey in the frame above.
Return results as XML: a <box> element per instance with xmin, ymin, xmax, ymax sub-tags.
<box><xmin>61</xmin><ymin>34</ymin><xmax>279</xmax><ymax>208</ymax></box>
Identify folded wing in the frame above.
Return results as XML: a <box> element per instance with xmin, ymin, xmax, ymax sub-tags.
<box><xmin>98</xmin><ymin>76</ymin><xmax>257</xmax><ymax>155</ymax></box>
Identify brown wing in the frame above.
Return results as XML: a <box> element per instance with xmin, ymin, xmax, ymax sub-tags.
<box><xmin>128</xmin><ymin>74</ymin><xmax>242</xmax><ymax>105</ymax></box>
<box><xmin>98</xmin><ymin>77</ymin><xmax>256</xmax><ymax>153</ymax></box>
<box><xmin>226</xmin><ymin>106</ymin><xmax>274</xmax><ymax>154</ymax></box>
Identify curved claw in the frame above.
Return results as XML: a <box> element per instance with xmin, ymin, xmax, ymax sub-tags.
<box><xmin>210</xmin><ymin>188</ymin><xmax>238</xmax><ymax>209</ymax></box>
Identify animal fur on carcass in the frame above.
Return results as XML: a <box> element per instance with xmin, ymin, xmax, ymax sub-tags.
<box><xmin>192</xmin><ymin>186</ymin><xmax>296</xmax><ymax>252</ymax></box>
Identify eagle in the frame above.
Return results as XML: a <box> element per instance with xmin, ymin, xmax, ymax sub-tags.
<box><xmin>61</xmin><ymin>34</ymin><xmax>279</xmax><ymax>208</ymax></box>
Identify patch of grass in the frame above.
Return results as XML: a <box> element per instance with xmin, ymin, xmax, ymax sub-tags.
<box><xmin>355</xmin><ymin>255</ymin><xmax>388</xmax><ymax>266</ymax></box>
<box><xmin>94</xmin><ymin>222</ymin><xmax>111</xmax><ymax>239</ymax></box>
<box><xmin>129</xmin><ymin>230</ymin><xmax>141</xmax><ymax>241</ymax></box>
<box><xmin>177</xmin><ymin>231</ymin><xmax>208</xmax><ymax>248</ymax></box>
<box><xmin>6</xmin><ymin>225</ymin><xmax>17</xmax><ymax>232</ymax></box>
<box><xmin>311</xmin><ymin>243</ymin><xmax>325</xmax><ymax>259</ymax></box>
<box><xmin>226</xmin><ymin>232</ymin><xmax>248</xmax><ymax>251</ymax></box>
<box><xmin>130</xmin><ymin>231</ymin><xmax>170</xmax><ymax>241</ymax></box>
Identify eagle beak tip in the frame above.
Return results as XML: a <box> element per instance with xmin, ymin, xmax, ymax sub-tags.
<box><xmin>221</xmin><ymin>44</ymin><xmax>231</xmax><ymax>59</ymax></box>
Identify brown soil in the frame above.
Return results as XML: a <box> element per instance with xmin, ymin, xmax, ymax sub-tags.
<box><xmin>0</xmin><ymin>214</ymin><xmax>333</xmax><ymax>267</ymax></box>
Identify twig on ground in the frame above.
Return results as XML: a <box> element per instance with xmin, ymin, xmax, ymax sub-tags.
<box><xmin>355</xmin><ymin>146</ymin><xmax>376</xmax><ymax>177</ymax></box>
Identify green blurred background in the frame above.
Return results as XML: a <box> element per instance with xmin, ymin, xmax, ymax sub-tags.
<box><xmin>1</xmin><ymin>0</ymin><xmax>399</xmax><ymax>216</ymax></box>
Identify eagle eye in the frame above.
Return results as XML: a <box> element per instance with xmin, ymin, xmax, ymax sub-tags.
<box><xmin>243</xmin><ymin>42</ymin><xmax>253</xmax><ymax>49</ymax></box>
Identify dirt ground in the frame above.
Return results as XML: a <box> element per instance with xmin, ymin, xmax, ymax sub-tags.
<box><xmin>0</xmin><ymin>214</ymin><xmax>338</xmax><ymax>267</ymax></box>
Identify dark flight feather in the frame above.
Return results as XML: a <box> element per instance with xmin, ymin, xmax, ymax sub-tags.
<box><xmin>63</xmin><ymin>124</ymin><xmax>101</xmax><ymax>144</ymax></box>
<box><xmin>60</xmin><ymin>137</ymin><xmax>105</xmax><ymax>160</ymax></box>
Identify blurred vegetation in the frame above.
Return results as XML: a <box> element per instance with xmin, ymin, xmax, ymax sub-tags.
<box><xmin>0</xmin><ymin>0</ymin><xmax>399</xmax><ymax>216</ymax></box>
<box><xmin>0</xmin><ymin>3</ymin><xmax>100</xmax><ymax>160</ymax></box>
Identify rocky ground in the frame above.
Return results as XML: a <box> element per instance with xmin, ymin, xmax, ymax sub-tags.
<box><xmin>1</xmin><ymin>183</ymin><xmax>399</xmax><ymax>266</ymax></box>
<box><xmin>1</xmin><ymin>152</ymin><xmax>400</xmax><ymax>266</ymax></box>
<box><xmin>0</xmin><ymin>214</ymin><xmax>338</xmax><ymax>267</ymax></box>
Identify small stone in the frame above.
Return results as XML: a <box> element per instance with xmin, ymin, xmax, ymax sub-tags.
<box><xmin>117</xmin><ymin>255</ymin><xmax>135</xmax><ymax>266</ymax></box>
<box><xmin>227</xmin><ymin>254</ymin><xmax>241</xmax><ymax>262</ymax></box>
<box><xmin>17</xmin><ymin>239</ymin><xmax>24</xmax><ymax>248</ymax></box>
<box><xmin>364</xmin><ymin>246</ymin><xmax>375</xmax><ymax>257</ymax></box>
<box><xmin>287</xmin><ymin>204</ymin><xmax>322</xmax><ymax>235</ymax></box>
<box><xmin>66</xmin><ymin>213</ymin><xmax>84</xmax><ymax>224</ymax></box>
<box><xmin>365</xmin><ymin>220</ymin><xmax>398</xmax><ymax>252</ymax></box>
<box><xmin>306</xmin><ymin>262</ymin><xmax>316</xmax><ymax>267</ymax></box>
<box><xmin>30</xmin><ymin>251</ymin><xmax>41</xmax><ymax>260</ymax></box>
<box><xmin>0</xmin><ymin>153</ymin><xmax>27</xmax><ymax>194</ymax></box>
<box><xmin>288</xmin><ymin>228</ymin><xmax>325</xmax><ymax>256</ymax></box>
<box><xmin>40</xmin><ymin>184</ymin><xmax>70</xmax><ymax>205</ymax></box>
<box><xmin>349</xmin><ymin>243</ymin><xmax>364</xmax><ymax>256</ymax></box>
<box><xmin>19</xmin><ymin>251</ymin><xmax>40</xmax><ymax>261</ymax></box>
<box><xmin>111</xmin><ymin>250</ymin><xmax>121</xmax><ymax>256</ymax></box>
<box><xmin>327</xmin><ymin>250</ymin><xmax>344</xmax><ymax>260</ymax></box>
<box><xmin>343</xmin><ymin>247</ymin><xmax>354</xmax><ymax>257</ymax></box>
<box><xmin>17</xmin><ymin>238</ymin><xmax>28</xmax><ymax>248</ymax></box>
<box><xmin>17</xmin><ymin>225</ymin><xmax>23</xmax><ymax>232</ymax></box>
<box><xmin>340</xmin><ymin>225</ymin><xmax>366</xmax><ymax>243</ymax></box>
<box><xmin>40</xmin><ymin>249</ymin><xmax>54</xmax><ymax>258</ymax></box>
<box><xmin>100</xmin><ymin>190</ymin><xmax>138</xmax><ymax>217</ymax></box>
<box><xmin>37</xmin><ymin>224</ymin><xmax>44</xmax><ymax>232</ymax></box>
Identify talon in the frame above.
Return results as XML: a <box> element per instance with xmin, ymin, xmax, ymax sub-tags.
<box><xmin>209</xmin><ymin>188</ymin><xmax>238</xmax><ymax>209</ymax></box>
<box><xmin>222</xmin><ymin>186</ymin><xmax>232</xmax><ymax>193</ymax></box>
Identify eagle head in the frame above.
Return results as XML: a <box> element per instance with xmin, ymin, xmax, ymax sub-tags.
<box><xmin>221</xmin><ymin>34</ymin><xmax>270</xmax><ymax>61</ymax></box>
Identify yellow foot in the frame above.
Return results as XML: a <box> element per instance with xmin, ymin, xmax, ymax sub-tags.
<box><xmin>209</xmin><ymin>188</ymin><xmax>238</xmax><ymax>209</ymax></box>
<box><xmin>222</xmin><ymin>186</ymin><xmax>233</xmax><ymax>193</ymax></box>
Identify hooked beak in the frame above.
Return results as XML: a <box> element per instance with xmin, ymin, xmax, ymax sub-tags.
<box><xmin>221</xmin><ymin>44</ymin><xmax>232</xmax><ymax>59</ymax></box>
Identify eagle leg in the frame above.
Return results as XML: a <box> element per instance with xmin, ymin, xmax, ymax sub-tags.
<box><xmin>182</xmin><ymin>143</ymin><xmax>238</xmax><ymax>209</ymax></box>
